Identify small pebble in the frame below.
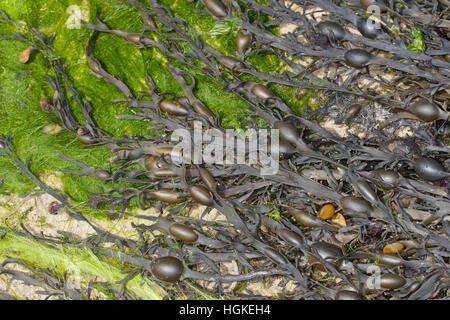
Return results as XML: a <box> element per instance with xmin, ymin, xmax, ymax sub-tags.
<box><xmin>383</xmin><ymin>242</ymin><xmax>404</xmax><ymax>254</ymax></box>
<box><xmin>319</xmin><ymin>204</ymin><xmax>335</xmax><ymax>220</ymax></box>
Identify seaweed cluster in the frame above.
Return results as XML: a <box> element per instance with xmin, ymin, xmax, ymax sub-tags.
<box><xmin>0</xmin><ymin>0</ymin><xmax>449</xmax><ymax>300</ymax></box>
